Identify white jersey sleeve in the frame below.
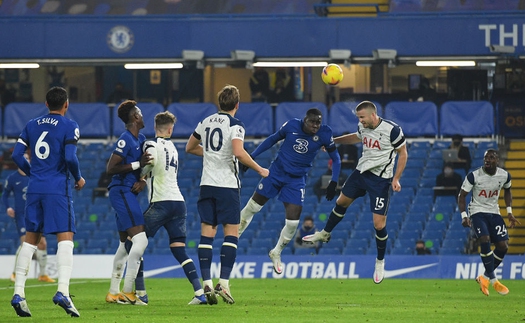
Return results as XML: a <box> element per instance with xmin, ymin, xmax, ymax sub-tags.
<box><xmin>142</xmin><ymin>138</ymin><xmax>184</xmax><ymax>203</ymax></box>
<box><xmin>461</xmin><ymin>167</ymin><xmax>511</xmax><ymax>216</ymax></box>
<box><xmin>194</xmin><ymin>112</ymin><xmax>244</xmax><ymax>189</ymax></box>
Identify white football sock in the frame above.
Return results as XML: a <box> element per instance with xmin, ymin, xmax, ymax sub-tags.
<box><xmin>35</xmin><ymin>248</ymin><xmax>48</xmax><ymax>276</ymax></box>
<box><xmin>14</xmin><ymin>242</ymin><xmax>37</xmax><ymax>297</ymax></box>
<box><xmin>239</xmin><ymin>198</ymin><xmax>263</xmax><ymax>236</ymax></box>
<box><xmin>274</xmin><ymin>219</ymin><xmax>299</xmax><ymax>253</ymax></box>
<box><xmin>56</xmin><ymin>240</ymin><xmax>74</xmax><ymax>296</ymax></box>
<box><xmin>109</xmin><ymin>241</ymin><xmax>128</xmax><ymax>295</ymax></box>
<box><xmin>123</xmin><ymin>232</ymin><xmax>148</xmax><ymax>293</ymax></box>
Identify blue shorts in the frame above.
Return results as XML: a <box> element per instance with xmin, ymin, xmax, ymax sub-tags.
<box><xmin>109</xmin><ymin>186</ymin><xmax>145</xmax><ymax>232</ymax></box>
<box><xmin>471</xmin><ymin>212</ymin><xmax>509</xmax><ymax>243</ymax></box>
<box><xmin>255</xmin><ymin>162</ymin><xmax>306</xmax><ymax>205</ymax></box>
<box><xmin>341</xmin><ymin>171</ymin><xmax>392</xmax><ymax>215</ymax></box>
<box><xmin>198</xmin><ymin>185</ymin><xmax>240</xmax><ymax>226</ymax></box>
<box><xmin>14</xmin><ymin>213</ymin><xmax>26</xmax><ymax>237</ymax></box>
<box><xmin>25</xmin><ymin>193</ymin><xmax>76</xmax><ymax>234</ymax></box>
<box><xmin>144</xmin><ymin>201</ymin><xmax>187</xmax><ymax>243</ymax></box>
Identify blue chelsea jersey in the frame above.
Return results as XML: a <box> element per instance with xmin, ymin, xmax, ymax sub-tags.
<box><xmin>3</xmin><ymin>171</ymin><xmax>29</xmax><ymax>215</ymax></box>
<box><xmin>275</xmin><ymin>119</ymin><xmax>335</xmax><ymax>177</ymax></box>
<box><xmin>108</xmin><ymin>130</ymin><xmax>146</xmax><ymax>188</ymax></box>
<box><xmin>18</xmin><ymin>113</ymin><xmax>80</xmax><ymax>195</ymax></box>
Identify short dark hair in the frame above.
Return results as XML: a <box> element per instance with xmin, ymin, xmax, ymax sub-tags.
<box><xmin>117</xmin><ymin>100</ymin><xmax>137</xmax><ymax>124</ymax></box>
<box><xmin>46</xmin><ymin>87</ymin><xmax>68</xmax><ymax>111</ymax></box>
<box><xmin>305</xmin><ymin>108</ymin><xmax>322</xmax><ymax>119</ymax></box>
<box><xmin>355</xmin><ymin>101</ymin><xmax>377</xmax><ymax>113</ymax></box>
<box><xmin>485</xmin><ymin>149</ymin><xmax>499</xmax><ymax>158</ymax></box>
<box><xmin>217</xmin><ymin>85</ymin><xmax>240</xmax><ymax>112</ymax></box>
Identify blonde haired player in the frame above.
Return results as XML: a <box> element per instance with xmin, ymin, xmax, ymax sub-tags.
<box><xmin>304</xmin><ymin>101</ymin><xmax>408</xmax><ymax>284</ymax></box>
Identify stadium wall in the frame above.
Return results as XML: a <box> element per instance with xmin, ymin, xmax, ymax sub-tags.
<box><xmin>2</xmin><ymin>255</ymin><xmax>525</xmax><ymax>280</ymax></box>
<box><xmin>0</xmin><ymin>14</ymin><xmax>524</xmax><ymax>59</ymax></box>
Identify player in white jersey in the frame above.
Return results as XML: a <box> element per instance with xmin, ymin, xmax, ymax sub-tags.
<box><xmin>140</xmin><ymin>111</ymin><xmax>206</xmax><ymax>305</ymax></box>
<box><xmin>303</xmin><ymin>101</ymin><xmax>407</xmax><ymax>284</ymax></box>
<box><xmin>458</xmin><ymin>149</ymin><xmax>520</xmax><ymax>296</ymax></box>
<box><xmin>186</xmin><ymin>85</ymin><xmax>269</xmax><ymax>305</ymax></box>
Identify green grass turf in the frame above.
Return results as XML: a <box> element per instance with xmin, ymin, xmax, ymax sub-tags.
<box><xmin>0</xmin><ymin>278</ymin><xmax>524</xmax><ymax>322</ymax></box>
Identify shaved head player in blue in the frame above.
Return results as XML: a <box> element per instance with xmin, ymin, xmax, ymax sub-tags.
<box><xmin>239</xmin><ymin>108</ymin><xmax>341</xmax><ymax>275</ymax></box>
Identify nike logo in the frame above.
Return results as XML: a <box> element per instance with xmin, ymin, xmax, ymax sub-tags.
<box><xmin>292</xmin><ymin>132</ymin><xmax>299</xmax><ymax>135</ymax></box>
<box><xmin>16</xmin><ymin>182</ymin><xmax>21</xmax><ymax>185</ymax></box>
<box><xmin>384</xmin><ymin>263</ymin><xmax>438</xmax><ymax>278</ymax></box>
<box><xmin>143</xmin><ymin>264</ymin><xmax>182</xmax><ymax>277</ymax></box>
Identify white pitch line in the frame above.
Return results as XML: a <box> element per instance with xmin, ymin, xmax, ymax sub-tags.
<box><xmin>0</xmin><ymin>279</ymin><xmax>109</xmax><ymax>291</ymax></box>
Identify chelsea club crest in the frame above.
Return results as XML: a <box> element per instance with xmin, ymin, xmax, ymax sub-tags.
<box><xmin>107</xmin><ymin>26</ymin><xmax>134</xmax><ymax>53</ymax></box>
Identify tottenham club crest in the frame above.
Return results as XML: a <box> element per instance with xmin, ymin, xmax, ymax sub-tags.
<box><xmin>107</xmin><ymin>26</ymin><xmax>134</xmax><ymax>53</ymax></box>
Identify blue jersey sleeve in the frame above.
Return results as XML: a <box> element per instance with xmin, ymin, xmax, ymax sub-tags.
<box><xmin>251</xmin><ymin>123</ymin><xmax>286</xmax><ymax>158</ymax></box>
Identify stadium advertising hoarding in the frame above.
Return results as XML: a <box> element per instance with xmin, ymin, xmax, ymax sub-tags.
<box><xmin>1</xmin><ymin>255</ymin><xmax>524</xmax><ymax>280</ymax></box>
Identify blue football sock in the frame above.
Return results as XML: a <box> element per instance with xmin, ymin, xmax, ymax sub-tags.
<box><xmin>375</xmin><ymin>227</ymin><xmax>388</xmax><ymax>261</ymax></box>
<box><xmin>198</xmin><ymin>236</ymin><xmax>214</xmax><ymax>281</ymax></box>
<box><xmin>171</xmin><ymin>246</ymin><xmax>202</xmax><ymax>292</ymax></box>
<box><xmin>480</xmin><ymin>241</ymin><xmax>495</xmax><ymax>279</ymax></box>
<box><xmin>324</xmin><ymin>204</ymin><xmax>347</xmax><ymax>232</ymax></box>
<box><xmin>220</xmin><ymin>236</ymin><xmax>238</xmax><ymax>280</ymax></box>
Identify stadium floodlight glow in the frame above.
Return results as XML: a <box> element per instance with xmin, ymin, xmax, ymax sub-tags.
<box><xmin>253</xmin><ymin>61</ymin><xmax>328</xmax><ymax>67</ymax></box>
<box><xmin>124</xmin><ymin>63</ymin><xmax>183</xmax><ymax>69</ymax></box>
<box><xmin>0</xmin><ymin>63</ymin><xmax>40</xmax><ymax>68</ymax></box>
<box><xmin>416</xmin><ymin>61</ymin><xmax>476</xmax><ymax>67</ymax></box>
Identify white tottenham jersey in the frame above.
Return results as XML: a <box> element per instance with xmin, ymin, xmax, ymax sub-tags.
<box><xmin>461</xmin><ymin>167</ymin><xmax>511</xmax><ymax>216</ymax></box>
<box><xmin>194</xmin><ymin>112</ymin><xmax>245</xmax><ymax>189</ymax></box>
<box><xmin>141</xmin><ymin>137</ymin><xmax>184</xmax><ymax>203</ymax></box>
<box><xmin>355</xmin><ymin>118</ymin><xmax>406</xmax><ymax>179</ymax></box>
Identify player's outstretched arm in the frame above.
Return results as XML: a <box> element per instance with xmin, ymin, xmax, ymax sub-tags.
<box><xmin>233</xmin><ymin>139</ymin><xmax>269</xmax><ymax>178</ymax></box>
<box><xmin>334</xmin><ymin>132</ymin><xmax>360</xmax><ymax>145</ymax></box>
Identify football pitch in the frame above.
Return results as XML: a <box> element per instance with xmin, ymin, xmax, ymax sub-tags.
<box><xmin>0</xmin><ymin>278</ymin><xmax>524</xmax><ymax>322</ymax></box>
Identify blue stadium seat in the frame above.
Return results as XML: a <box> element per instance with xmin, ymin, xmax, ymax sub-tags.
<box><xmin>439</xmin><ymin>247</ymin><xmax>462</xmax><ymax>255</ymax></box>
<box><xmin>166</xmin><ymin>103</ymin><xmax>217</xmax><ymax>138</ymax></box>
<box><xmin>235</xmin><ymin>102</ymin><xmax>274</xmax><ymax>136</ymax></box>
<box><xmin>318</xmin><ymin>247</ymin><xmax>341</xmax><ymax>255</ymax></box>
<box><xmin>328</xmin><ymin>102</ymin><xmax>360</xmax><ymax>136</ymax></box>
<box><xmin>247</xmin><ymin>247</ymin><xmax>269</xmax><ymax>255</ymax></box>
<box><xmin>384</xmin><ymin>101</ymin><xmax>438</xmax><ymax>137</ymax></box>
<box><xmin>346</xmin><ymin>238</ymin><xmax>369</xmax><ymax>249</ymax></box>
<box><xmin>440</xmin><ymin>101</ymin><xmax>494</xmax><ymax>137</ymax></box>
<box><xmin>294</xmin><ymin>248</ymin><xmax>317</xmax><ymax>255</ymax></box>
<box><xmin>390</xmin><ymin>246</ymin><xmax>414</xmax><ymax>255</ymax></box>
<box><xmin>250</xmin><ymin>238</ymin><xmax>274</xmax><ymax>249</ymax></box>
<box><xmin>342</xmin><ymin>246</ymin><xmax>366</xmax><ymax>255</ymax></box>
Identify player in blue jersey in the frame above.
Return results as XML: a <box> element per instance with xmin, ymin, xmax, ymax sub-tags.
<box><xmin>303</xmin><ymin>101</ymin><xmax>408</xmax><ymax>284</ymax></box>
<box><xmin>3</xmin><ymin>151</ymin><xmax>55</xmax><ymax>283</ymax></box>
<box><xmin>186</xmin><ymin>85</ymin><xmax>269</xmax><ymax>304</ymax></box>
<box><xmin>239</xmin><ymin>108</ymin><xmax>341</xmax><ymax>275</ymax></box>
<box><xmin>105</xmin><ymin>100</ymin><xmax>152</xmax><ymax>305</ymax></box>
<box><xmin>10</xmin><ymin>86</ymin><xmax>85</xmax><ymax>317</ymax></box>
<box><xmin>140</xmin><ymin>111</ymin><xmax>206</xmax><ymax>305</ymax></box>
<box><xmin>458</xmin><ymin>149</ymin><xmax>520</xmax><ymax>296</ymax></box>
